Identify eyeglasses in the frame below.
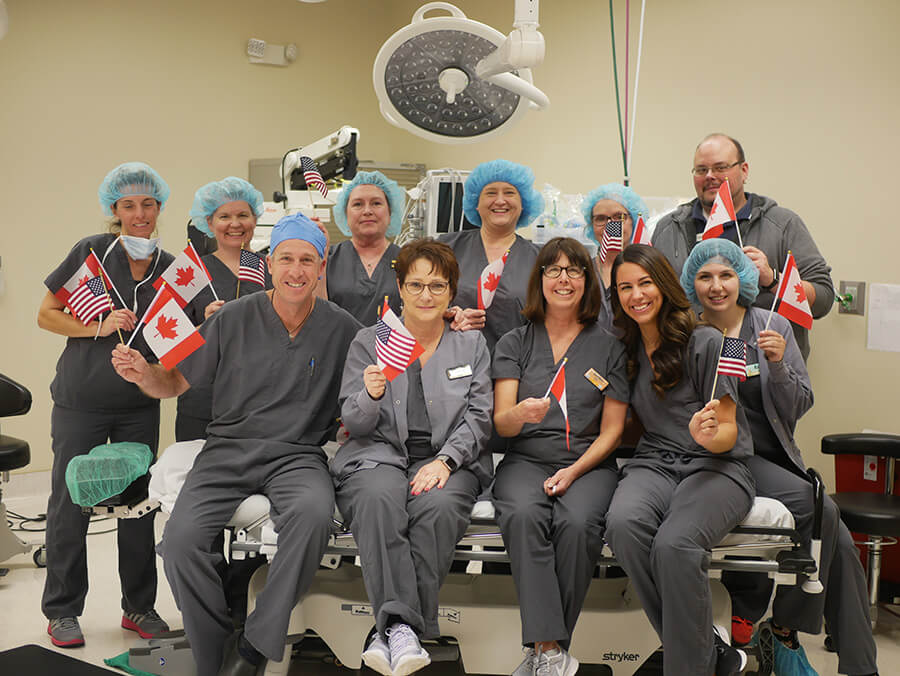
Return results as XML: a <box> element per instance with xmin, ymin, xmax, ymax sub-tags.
<box><xmin>403</xmin><ymin>280</ymin><xmax>450</xmax><ymax>295</ymax></box>
<box><xmin>591</xmin><ymin>213</ymin><xmax>630</xmax><ymax>226</ymax></box>
<box><xmin>691</xmin><ymin>161</ymin><xmax>741</xmax><ymax>177</ymax></box>
<box><xmin>542</xmin><ymin>265</ymin><xmax>585</xmax><ymax>279</ymax></box>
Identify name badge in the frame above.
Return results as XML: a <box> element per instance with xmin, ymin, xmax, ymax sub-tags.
<box><xmin>745</xmin><ymin>363</ymin><xmax>760</xmax><ymax>378</ymax></box>
<box><xmin>447</xmin><ymin>364</ymin><xmax>473</xmax><ymax>380</ymax></box>
<box><xmin>584</xmin><ymin>368</ymin><xmax>609</xmax><ymax>391</ymax></box>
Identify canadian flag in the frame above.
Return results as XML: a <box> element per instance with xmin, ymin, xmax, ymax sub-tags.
<box><xmin>632</xmin><ymin>214</ymin><xmax>652</xmax><ymax>245</ymax></box>
<box><xmin>546</xmin><ymin>358</ymin><xmax>570</xmax><ymax>451</ymax></box>
<box><xmin>54</xmin><ymin>252</ymin><xmax>108</xmax><ymax>306</ymax></box>
<box><xmin>773</xmin><ymin>252</ymin><xmax>813</xmax><ymax>329</ymax></box>
<box><xmin>153</xmin><ymin>243</ymin><xmax>212</xmax><ymax>308</ymax></box>
<box><xmin>476</xmin><ymin>250</ymin><xmax>509</xmax><ymax>310</ymax></box>
<box><xmin>702</xmin><ymin>181</ymin><xmax>738</xmax><ymax>241</ymax></box>
<box><xmin>141</xmin><ymin>286</ymin><xmax>206</xmax><ymax>369</ymax></box>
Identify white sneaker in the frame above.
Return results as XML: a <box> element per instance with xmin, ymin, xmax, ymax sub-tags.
<box><xmin>362</xmin><ymin>632</ymin><xmax>392</xmax><ymax>676</ymax></box>
<box><xmin>387</xmin><ymin>623</ymin><xmax>431</xmax><ymax>676</ymax></box>
<box><xmin>512</xmin><ymin>647</ymin><xmax>537</xmax><ymax>676</ymax></box>
<box><xmin>534</xmin><ymin>647</ymin><xmax>579</xmax><ymax>676</ymax></box>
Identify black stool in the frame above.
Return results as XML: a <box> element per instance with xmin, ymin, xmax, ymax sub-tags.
<box><xmin>0</xmin><ymin>373</ymin><xmax>33</xmax><ymax>569</ymax></box>
<box><xmin>821</xmin><ymin>432</ymin><xmax>900</xmax><ymax>626</ymax></box>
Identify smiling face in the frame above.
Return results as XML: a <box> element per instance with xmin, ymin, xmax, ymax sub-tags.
<box><xmin>694</xmin><ymin>261</ymin><xmax>740</xmax><ymax>315</ymax></box>
<box><xmin>209</xmin><ymin>200</ymin><xmax>257</xmax><ymax>250</ymax></box>
<box><xmin>477</xmin><ymin>181</ymin><xmax>522</xmax><ymax>232</ymax></box>
<box><xmin>615</xmin><ymin>261</ymin><xmax>663</xmax><ymax>327</ymax></box>
<box><xmin>542</xmin><ymin>252</ymin><xmax>585</xmax><ymax>316</ymax></box>
<box><xmin>692</xmin><ymin>135</ymin><xmax>749</xmax><ymax>210</ymax></box>
<box><xmin>347</xmin><ymin>184</ymin><xmax>391</xmax><ymax>240</ymax></box>
<box><xmin>398</xmin><ymin>257</ymin><xmax>451</xmax><ymax>326</ymax></box>
<box><xmin>267</xmin><ymin>238</ymin><xmax>324</xmax><ymax>308</ymax></box>
<box><xmin>112</xmin><ymin>194</ymin><xmax>160</xmax><ymax>238</ymax></box>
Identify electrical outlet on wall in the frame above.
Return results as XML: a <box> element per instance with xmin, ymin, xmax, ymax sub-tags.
<box><xmin>838</xmin><ymin>280</ymin><xmax>866</xmax><ymax>315</ymax></box>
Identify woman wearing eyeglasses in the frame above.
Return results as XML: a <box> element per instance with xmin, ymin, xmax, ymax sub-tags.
<box><xmin>492</xmin><ymin>237</ymin><xmax>630</xmax><ymax>676</ymax></box>
<box><xmin>332</xmin><ymin>239</ymin><xmax>493</xmax><ymax>676</ymax></box>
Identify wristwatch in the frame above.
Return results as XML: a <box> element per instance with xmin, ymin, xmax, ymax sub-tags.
<box><xmin>763</xmin><ymin>266</ymin><xmax>779</xmax><ymax>291</ymax></box>
<box><xmin>436</xmin><ymin>454</ymin><xmax>457</xmax><ymax>472</ymax></box>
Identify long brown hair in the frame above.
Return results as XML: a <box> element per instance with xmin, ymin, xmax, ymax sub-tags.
<box><xmin>522</xmin><ymin>237</ymin><xmax>603</xmax><ymax>324</ymax></box>
<box><xmin>609</xmin><ymin>244</ymin><xmax>696</xmax><ymax>395</ymax></box>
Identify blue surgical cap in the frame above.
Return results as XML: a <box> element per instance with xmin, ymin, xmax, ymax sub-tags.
<box><xmin>98</xmin><ymin>162</ymin><xmax>170</xmax><ymax>216</ymax></box>
<box><xmin>680</xmin><ymin>239</ymin><xmax>759</xmax><ymax>308</ymax></box>
<box><xmin>189</xmin><ymin>177</ymin><xmax>264</xmax><ymax>237</ymax></box>
<box><xmin>333</xmin><ymin>171</ymin><xmax>406</xmax><ymax>238</ymax></box>
<box><xmin>462</xmin><ymin>159</ymin><xmax>544</xmax><ymax>229</ymax></box>
<box><xmin>270</xmin><ymin>213</ymin><xmax>327</xmax><ymax>258</ymax></box>
<box><xmin>581</xmin><ymin>183</ymin><xmax>648</xmax><ymax>246</ymax></box>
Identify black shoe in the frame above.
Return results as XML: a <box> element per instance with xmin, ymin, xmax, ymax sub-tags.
<box><xmin>218</xmin><ymin>631</ymin><xmax>265</xmax><ymax>676</ymax></box>
<box><xmin>714</xmin><ymin>625</ymin><xmax>748</xmax><ymax>676</ymax></box>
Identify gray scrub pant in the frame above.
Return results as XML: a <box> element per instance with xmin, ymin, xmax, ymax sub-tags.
<box><xmin>605</xmin><ymin>459</ymin><xmax>753</xmax><ymax>676</ymax></box>
<box><xmin>335</xmin><ymin>460</ymin><xmax>480</xmax><ymax>638</ymax></box>
<box><xmin>492</xmin><ymin>457</ymin><xmax>618</xmax><ymax>648</ymax></box>
<box><xmin>160</xmin><ymin>444</ymin><xmax>334</xmax><ymax>676</ymax></box>
<box><xmin>723</xmin><ymin>455</ymin><xmax>877</xmax><ymax>675</ymax></box>
<box><xmin>42</xmin><ymin>404</ymin><xmax>160</xmax><ymax>619</ymax></box>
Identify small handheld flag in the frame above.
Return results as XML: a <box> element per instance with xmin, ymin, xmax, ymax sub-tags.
<box><xmin>153</xmin><ymin>243</ymin><xmax>215</xmax><ymax>307</ymax></box>
<box><xmin>300</xmin><ymin>156</ymin><xmax>329</xmax><ymax>199</ymax></box>
<box><xmin>631</xmin><ymin>214</ymin><xmax>652</xmax><ymax>246</ymax></box>
<box><xmin>476</xmin><ymin>250</ymin><xmax>509</xmax><ymax>310</ymax></box>
<box><xmin>66</xmin><ymin>276</ymin><xmax>114</xmax><ymax>325</ymax></box>
<box><xmin>702</xmin><ymin>180</ymin><xmax>743</xmax><ymax>247</ymax></box>
<box><xmin>375</xmin><ymin>298</ymin><xmax>425</xmax><ymax>381</ymax></box>
<box><xmin>140</xmin><ymin>286</ymin><xmax>206</xmax><ymax>369</ymax></box>
<box><xmin>766</xmin><ymin>251</ymin><xmax>813</xmax><ymax>330</ymax></box>
<box><xmin>599</xmin><ymin>219</ymin><xmax>624</xmax><ymax>263</ymax></box>
<box><xmin>710</xmin><ymin>331</ymin><xmax>746</xmax><ymax>401</ymax></box>
<box><xmin>543</xmin><ymin>358</ymin><xmax>570</xmax><ymax>451</ymax></box>
<box><xmin>238</xmin><ymin>249</ymin><xmax>267</xmax><ymax>288</ymax></box>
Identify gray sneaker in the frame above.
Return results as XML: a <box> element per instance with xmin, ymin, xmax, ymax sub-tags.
<box><xmin>534</xmin><ymin>647</ymin><xmax>579</xmax><ymax>676</ymax></box>
<box><xmin>512</xmin><ymin>647</ymin><xmax>537</xmax><ymax>676</ymax></box>
<box><xmin>48</xmin><ymin>616</ymin><xmax>85</xmax><ymax>648</ymax></box>
<box><xmin>122</xmin><ymin>608</ymin><xmax>170</xmax><ymax>638</ymax></box>
<box><xmin>387</xmin><ymin>623</ymin><xmax>430</xmax><ymax>676</ymax></box>
<box><xmin>362</xmin><ymin>631</ymin><xmax>392</xmax><ymax>676</ymax></box>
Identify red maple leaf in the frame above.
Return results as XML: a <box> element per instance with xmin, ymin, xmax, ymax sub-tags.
<box><xmin>78</xmin><ymin>275</ymin><xmax>89</xmax><ymax>287</ymax></box>
<box><xmin>483</xmin><ymin>271</ymin><xmax>501</xmax><ymax>293</ymax></box>
<box><xmin>794</xmin><ymin>282</ymin><xmax>806</xmax><ymax>303</ymax></box>
<box><xmin>154</xmin><ymin>314</ymin><xmax>178</xmax><ymax>340</ymax></box>
<box><xmin>175</xmin><ymin>267</ymin><xmax>195</xmax><ymax>287</ymax></box>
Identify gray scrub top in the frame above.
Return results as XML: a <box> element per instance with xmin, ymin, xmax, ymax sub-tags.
<box><xmin>439</xmin><ymin>230</ymin><xmax>540</xmax><ymax>351</ymax></box>
<box><xmin>44</xmin><ymin>233</ymin><xmax>175</xmax><ymax>412</ymax></box>
<box><xmin>177</xmin><ymin>292</ymin><xmax>362</xmax><ymax>457</ymax></box>
<box><xmin>493</xmin><ymin>321</ymin><xmax>629</xmax><ymax>467</ymax></box>
<box><xmin>405</xmin><ymin>359</ymin><xmax>433</xmax><ymax>460</ymax></box>
<box><xmin>737</xmin><ymin>315</ymin><xmax>783</xmax><ymax>461</ymax></box>
<box><xmin>177</xmin><ymin>253</ymin><xmax>273</xmax><ymax>421</ymax></box>
<box><xmin>326</xmin><ymin>240</ymin><xmax>401</xmax><ymax>326</ymax></box>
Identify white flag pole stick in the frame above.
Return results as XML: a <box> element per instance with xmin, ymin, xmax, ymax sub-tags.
<box><xmin>188</xmin><ymin>241</ymin><xmax>219</xmax><ymax>301</ymax></box>
<box><xmin>126</xmin><ymin>281</ymin><xmax>166</xmax><ymax>348</ymax></box>
<box><xmin>90</xmin><ymin>248</ymin><xmax>127</xmax><ymax>308</ymax></box>
<box><xmin>543</xmin><ymin>357</ymin><xmax>568</xmax><ymax>399</ymax></box>
<box><xmin>709</xmin><ymin>329</ymin><xmax>727</xmax><ymax>402</ymax></box>
<box><xmin>764</xmin><ymin>252</ymin><xmax>791</xmax><ymax>331</ymax></box>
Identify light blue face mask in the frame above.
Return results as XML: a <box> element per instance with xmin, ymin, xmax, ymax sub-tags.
<box><xmin>119</xmin><ymin>235</ymin><xmax>159</xmax><ymax>260</ymax></box>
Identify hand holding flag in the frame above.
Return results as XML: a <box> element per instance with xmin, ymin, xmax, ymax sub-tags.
<box><xmin>125</xmin><ymin>283</ymin><xmax>206</xmax><ymax>369</ymax></box>
<box><xmin>375</xmin><ymin>298</ymin><xmax>425</xmax><ymax>381</ymax></box>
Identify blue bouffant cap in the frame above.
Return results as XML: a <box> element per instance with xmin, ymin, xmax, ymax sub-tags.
<box><xmin>462</xmin><ymin>159</ymin><xmax>544</xmax><ymax>228</ymax></box>
<box><xmin>98</xmin><ymin>162</ymin><xmax>170</xmax><ymax>216</ymax></box>
<box><xmin>270</xmin><ymin>213</ymin><xmax>327</xmax><ymax>258</ymax></box>
<box><xmin>581</xmin><ymin>183</ymin><xmax>648</xmax><ymax>245</ymax></box>
<box><xmin>189</xmin><ymin>177</ymin><xmax>264</xmax><ymax>237</ymax></box>
<box><xmin>333</xmin><ymin>171</ymin><xmax>406</xmax><ymax>238</ymax></box>
<box><xmin>680</xmin><ymin>238</ymin><xmax>759</xmax><ymax>308</ymax></box>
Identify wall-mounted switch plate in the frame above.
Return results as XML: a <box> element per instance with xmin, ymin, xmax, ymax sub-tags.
<box><xmin>838</xmin><ymin>280</ymin><xmax>865</xmax><ymax>315</ymax></box>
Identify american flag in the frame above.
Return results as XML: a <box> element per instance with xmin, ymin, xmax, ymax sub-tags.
<box><xmin>375</xmin><ymin>299</ymin><xmax>424</xmax><ymax>381</ymax></box>
<box><xmin>300</xmin><ymin>156</ymin><xmax>328</xmax><ymax>198</ymax></box>
<box><xmin>67</xmin><ymin>275</ymin><xmax>113</xmax><ymax>325</ymax></box>
<box><xmin>717</xmin><ymin>336</ymin><xmax>747</xmax><ymax>381</ymax></box>
<box><xmin>238</xmin><ymin>249</ymin><xmax>266</xmax><ymax>287</ymax></box>
<box><xmin>599</xmin><ymin>218</ymin><xmax>624</xmax><ymax>263</ymax></box>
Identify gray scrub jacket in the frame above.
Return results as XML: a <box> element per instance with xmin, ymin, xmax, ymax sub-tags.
<box><xmin>333</xmin><ymin>325</ymin><xmax>494</xmax><ymax>488</ymax></box>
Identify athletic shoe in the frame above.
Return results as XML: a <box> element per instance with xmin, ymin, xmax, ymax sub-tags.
<box><xmin>122</xmin><ymin>609</ymin><xmax>170</xmax><ymax>638</ymax></box>
<box><xmin>534</xmin><ymin>646</ymin><xmax>579</xmax><ymax>676</ymax></box>
<box><xmin>361</xmin><ymin>631</ymin><xmax>392</xmax><ymax>676</ymax></box>
<box><xmin>48</xmin><ymin>616</ymin><xmax>85</xmax><ymax>648</ymax></box>
<box><xmin>714</xmin><ymin>624</ymin><xmax>748</xmax><ymax>676</ymax></box>
<box><xmin>732</xmin><ymin>615</ymin><xmax>755</xmax><ymax>647</ymax></box>
<box><xmin>512</xmin><ymin>647</ymin><xmax>537</xmax><ymax>676</ymax></box>
<box><xmin>387</xmin><ymin>623</ymin><xmax>431</xmax><ymax>676</ymax></box>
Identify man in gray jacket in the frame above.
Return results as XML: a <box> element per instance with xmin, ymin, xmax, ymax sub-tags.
<box><xmin>652</xmin><ymin>133</ymin><xmax>834</xmax><ymax>359</ymax></box>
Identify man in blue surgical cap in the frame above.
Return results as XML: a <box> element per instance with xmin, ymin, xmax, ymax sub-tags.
<box><xmin>111</xmin><ymin>213</ymin><xmax>362</xmax><ymax>676</ymax></box>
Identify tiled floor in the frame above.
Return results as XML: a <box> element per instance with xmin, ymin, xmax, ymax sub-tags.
<box><xmin>2</xmin><ymin>483</ymin><xmax>899</xmax><ymax>675</ymax></box>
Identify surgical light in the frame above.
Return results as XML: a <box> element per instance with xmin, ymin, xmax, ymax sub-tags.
<box><xmin>373</xmin><ymin>1</ymin><xmax>549</xmax><ymax>144</ymax></box>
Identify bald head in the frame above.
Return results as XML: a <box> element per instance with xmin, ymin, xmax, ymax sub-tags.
<box><xmin>696</xmin><ymin>133</ymin><xmax>746</xmax><ymax>163</ymax></box>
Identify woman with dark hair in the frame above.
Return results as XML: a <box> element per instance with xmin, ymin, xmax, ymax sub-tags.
<box><xmin>333</xmin><ymin>239</ymin><xmax>493</xmax><ymax>676</ymax></box>
<box><xmin>492</xmin><ymin>237</ymin><xmax>629</xmax><ymax>676</ymax></box>
<box><xmin>604</xmin><ymin>244</ymin><xmax>753</xmax><ymax>676</ymax></box>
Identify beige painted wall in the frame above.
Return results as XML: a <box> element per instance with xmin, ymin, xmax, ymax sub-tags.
<box><xmin>2</xmin><ymin>0</ymin><xmax>898</xmax><ymax>489</ymax></box>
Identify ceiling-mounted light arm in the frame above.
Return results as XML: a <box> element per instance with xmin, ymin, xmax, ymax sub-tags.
<box><xmin>475</xmin><ymin>0</ymin><xmax>545</xmax><ymax>85</ymax></box>
<box><xmin>485</xmin><ymin>72</ymin><xmax>549</xmax><ymax>110</ymax></box>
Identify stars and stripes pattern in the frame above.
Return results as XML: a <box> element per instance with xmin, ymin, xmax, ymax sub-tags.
<box><xmin>66</xmin><ymin>275</ymin><xmax>114</xmax><ymax>325</ymax></box>
<box><xmin>717</xmin><ymin>336</ymin><xmax>747</xmax><ymax>381</ymax></box>
<box><xmin>599</xmin><ymin>218</ymin><xmax>624</xmax><ymax>263</ymax></box>
<box><xmin>300</xmin><ymin>156</ymin><xmax>328</xmax><ymax>198</ymax></box>
<box><xmin>375</xmin><ymin>298</ymin><xmax>424</xmax><ymax>381</ymax></box>
<box><xmin>238</xmin><ymin>249</ymin><xmax>267</xmax><ymax>287</ymax></box>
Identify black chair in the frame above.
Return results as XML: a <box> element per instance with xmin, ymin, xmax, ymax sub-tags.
<box><xmin>821</xmin><ymin>432</ymin><xmax>900</xmax><ymax>625</ymax></box>
<box><xmin>0</xmin><ymin>373</ymin><xmax>33</xmax><ymax>570</ymax></box>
